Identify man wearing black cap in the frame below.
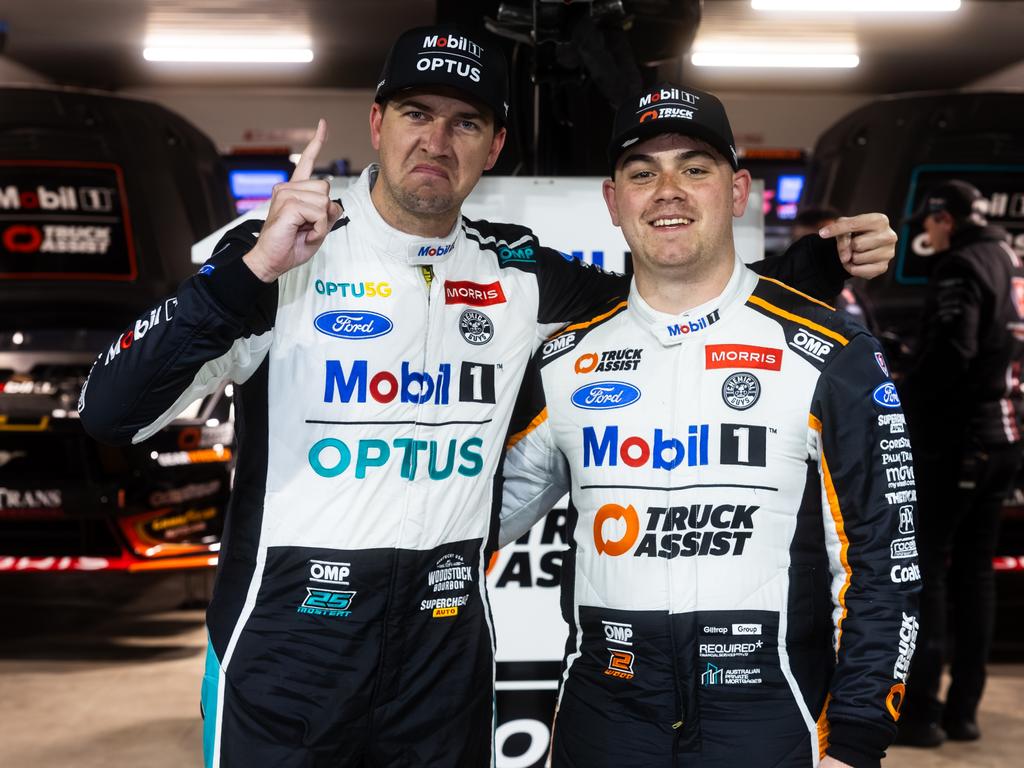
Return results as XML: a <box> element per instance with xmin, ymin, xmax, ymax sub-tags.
<box><xmin>896</xmin><ymin>180</ymin><xmax>1024</xmax><ymax>747</ymax></box>
<box><xmin>500</xmin><ymin>83</ymin><xmax>918</xmax><ymax>768</ymax></box>
<box><xmin>78</xmin><ymin>24</ymin><xmax>899</xmax><ymax>767</ymax></box>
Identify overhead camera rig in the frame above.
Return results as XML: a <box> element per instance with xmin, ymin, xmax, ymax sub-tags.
<box><xmin>440</xmin><ymin>0</ymin><xmax>702</xmax><ymax>174</ymax></box>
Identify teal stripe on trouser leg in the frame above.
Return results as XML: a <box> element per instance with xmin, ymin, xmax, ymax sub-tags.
<box><xmin>201</xmin><ymin>638</ymin><xmax>221</xmax><ymax>768</ymax></box>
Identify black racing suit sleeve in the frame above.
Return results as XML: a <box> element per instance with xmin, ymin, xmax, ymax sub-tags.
<box><xmin>533</xmin><ymin>233</ymin><xmax>844</xmax><ymax>323</ymax></box>
<box><xmin>78</xmin><ymin>222</ymin><xmax>277</xmax><ymax>446</ymax></box>
<box><xmin>812</xmin><ymin>333</ymin><xmax>921</xmax><ymax>768</ymax></box>
<box><xmin>903</xmin><ymin>255</ymin><xmax>980</xmax><ymax>410</ymax></box>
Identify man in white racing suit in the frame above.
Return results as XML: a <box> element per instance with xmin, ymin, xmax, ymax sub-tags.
<box><xmin>78</xmin><ymin>24</ymin><xmax>899</xmax><ymax>768</ymax></box>
<box><xmin>501</xmin><ymin>83</ymin><xmax>919</xmax><ymax>768</ymax></box>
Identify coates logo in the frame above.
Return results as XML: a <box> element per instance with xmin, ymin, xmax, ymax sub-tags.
<box><xmin>873</xmin><ymin>382</ymin><xmax>901</xmax><ymax>409</ymax></box>
<box><xmin>416</xmin><ymin>243</ymin><xmax>455</xmax><ymax>258</ymax></box>
<box><xmin>593</xmin><ymin>503</ymin><xmax>640</xmax><ymax>556</ymax></box>
<box><xmin>571</xmin><ymin>382</ymin><xmax>641</xmax><ymax>410</ymax></box>
<box><xmin>705</xmin><ymin>344</ymin><xmax>782</xmax><ymax>371</ymax></box>
<box><xmin>314</xmin><ymin>310</ymin><xmax>393</xmax><ymax>340</ymax></box>
<box><xmin>444</xmin><ymin>280</ymin><xmax>506</xmax><ymax>307</ymax></box>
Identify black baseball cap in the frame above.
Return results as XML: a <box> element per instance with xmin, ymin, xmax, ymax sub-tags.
<box><xmin>375</xmin><ymin>25</ymin><xmax>509</xmax><ymax>126</ymax></box>
<box><xmin>608</xmin><ymin>83</ymin><xmax>739</xmax><ymax>173</ymax></box>
<box><xmin>906</xmin><ymin>180</ymin><xmax>987</xmax><ymax>225</ymax></box>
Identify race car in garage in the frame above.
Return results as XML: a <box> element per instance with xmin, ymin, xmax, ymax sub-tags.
<box><xmin>0</xmin><ymin>86</ymin><xmax>235</xmax><ymax>575</ymax></box>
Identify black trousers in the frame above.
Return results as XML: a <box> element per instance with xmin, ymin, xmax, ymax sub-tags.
<box><xmin>902</xmin><ymin>439</ymin><xmax>1022</xmax><ymax>727</ymax></box>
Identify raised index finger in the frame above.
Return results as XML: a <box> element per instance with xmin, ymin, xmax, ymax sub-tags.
<box><xmin>819</xmin><ymin>212</ymin><xmax>887</xmax><ymax>239</ymax></box>
<box><xmin>291</xmin><ymin>118</ymin><xmax>327</xmax><ymax>182</ymax></box>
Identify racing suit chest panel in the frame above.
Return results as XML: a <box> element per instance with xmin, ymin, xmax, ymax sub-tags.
<box><xmin>545</xmin><ymin>285</ymin><xmax>823</xmax><ymax>617</ymax></box>
<box><xmin>260</xmin><ymin>204</ymin><xmax>542</xmax><ymax>555</ymax></box>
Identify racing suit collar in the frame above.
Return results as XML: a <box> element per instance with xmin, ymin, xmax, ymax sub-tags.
<box><xmin>629</xmin><ymin>254</ymin><xmax>756</xmax><ymax>347</ymax></box>
<box><xmin>344</xmin><ymin>164</ymin><xmax>461</xmax><ymax>266</ymax></box>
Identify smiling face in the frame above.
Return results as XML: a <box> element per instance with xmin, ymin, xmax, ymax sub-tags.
<box><xmin>602</xmin><ymin>133</ymin><xmax>750</xmax><ymax>283</ymax></box>
<box><xmin>369</xmin><ymin>88</ymin><xmax>507</xmax><ymax>237</ymax></box>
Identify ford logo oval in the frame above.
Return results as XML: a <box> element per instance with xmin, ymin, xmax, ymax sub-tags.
<box><xmin>872</xmin><ymin>381</ymin><xmax>901</xmax><ymax>409</ymax></box>
<box><xmin>571</xmin><ymin>381</ymin><xmax>641</xmax><ymax>410</ymax></box>
<box><xmin>314</xmin><ymin>310</ymin><xmax>393</xmax><ymax>340</ymax></box>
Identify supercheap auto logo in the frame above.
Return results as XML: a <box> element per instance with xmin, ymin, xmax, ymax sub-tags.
<box><xmin>593</xmin><ymin>501</ymin><xmax>757</xmax><ymax>558</ymax></box>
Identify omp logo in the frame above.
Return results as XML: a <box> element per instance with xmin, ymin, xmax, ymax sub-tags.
<box><xmin>498</xmin><ymin>245</ymin><xmax>534</xmax><ymax>263</ymax></box>
<box><xmin>443</xmin><ymin>280</ymin><xmax>506</xmax><ymax>306</ymax></box>
<box><xmin>873</xmin><ymin>382</ymin><xmax>902</xmax><ymax>409</ymax></box>
<box><xmin>603</xmin><ymin>620</ymin><xmax>633</xmax><ymax>645</ymax></box>
<box><xmin>583</xmin><ymin>425</ymin><xmax>709</xmax><ymax>469</ymax></box>
<box><xmin>309</xmin><ymin>559</ymin><xmax>350</xmax><ymax>585</ymax></box>
<box><xmin>314</xmin><ymin>311</ymin><xmax>393</xmax><ymax>340</ymax></box>
<box><xmin>705</xmin><ymin>344</ymin><xmax>782</xmax><ymax>371</ymax></box>
<box><xmin>308</xmin><ymin>437</ymin><xmax>483</xmax><ymax>480</ymax></box>
<box><xmin>416</xmin><ymin>243</ymin><xmax>455</xmax><ymax>258</ymax></box>
<box><xmin>638</xmin><ymin>87</ymin><xmax>699</xmax><ymax>108</ymax></box>
<box><xmin>542</xmin><ymin>332</ymin><xmax>576</xmax><ymax>359</ymax></box>
<box><xmin>298</xmin><ymin>588</ymin><xmax>356</xmax><ymax>618</ymax></box>
<box><xmin>571</xmin><ymin>382</ymin><xmax>641</xmax><ymax>410</ymax></box>
<box><xmin>593</xmin><ymin>503</ymin><xmax>640</xmax><ymax>556</ymax></box>
<box><xmin>605</xmin><ymin>649</ymin><xmax>635</xmax><ymax>680</ymax></box>
<box><xmin>789</xmin><ymin>328</ymin><xmax>834</xmax><ymax>363</ymax></box>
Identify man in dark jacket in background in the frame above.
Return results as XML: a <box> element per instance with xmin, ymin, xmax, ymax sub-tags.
<box><xmin>898</xmin><ymin>180</ymin><xmax>1024</xmax><ymax>746</ymax></box>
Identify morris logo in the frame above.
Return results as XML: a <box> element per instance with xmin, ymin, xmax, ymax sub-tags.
<box><xmin>314</xmin><ymin>310</ymin><xmax>393</xmax><ymax>340</ymax></box>
<box><xmin>570</xmin><ymin>382</ymin><xmax>641</xmax><ymax>410</ymax></box>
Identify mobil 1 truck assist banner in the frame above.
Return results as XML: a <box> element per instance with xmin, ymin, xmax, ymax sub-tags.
<box><xmin>0</xmin><ymin>161</ymin><xmax>137</xmax><ymax>280</ymax></box>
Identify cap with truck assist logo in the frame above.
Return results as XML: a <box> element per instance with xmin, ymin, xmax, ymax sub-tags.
<box><xmin>375</xmin><ymin>25</ymin><xmax>509</xmax><ymax>126</ymax></box>
<box><xmin>608</xmin><ymin>83</ymin><xmax>739</xmax><ymax>173</ymax></box>
<box><xmin>905</xmin><ymin>179</ymin><xmax>988</xmax><ymax>226</ymax></box>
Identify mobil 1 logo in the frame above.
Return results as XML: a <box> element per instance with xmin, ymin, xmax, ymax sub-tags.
<box><xmin>720</xmin><ymin>424</ymin><xmax>769</xmax><ymax>467</ymax></box>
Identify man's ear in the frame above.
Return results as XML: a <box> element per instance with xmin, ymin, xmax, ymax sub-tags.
<box><xmin>602</xmin><ymin>178</ymin><xmax>621</xmax><ymax>228</ymax></box>
<box><xmin>484</xmin><ymin>126</ymin><xmax>507</xmax><ymax>171</ymax></box>
<box><xmin>731</xmin><ymin>169</ymin><xmax>752</xmax><ymax>218</ymax></box>
<box><xmin>369</xmin><ymin>102</ymin><xmax>385</xmax><ymax>151</ymax></box>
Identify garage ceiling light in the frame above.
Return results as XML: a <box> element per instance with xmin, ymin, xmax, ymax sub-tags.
<box><xmin>143</xmin><ymin>35</ymin><xmax>314</xmax><ymax>63</ymax></box>
<box><xmin>692</xmin><ymin>51</ymin><xmax>859</xmax><ymax>68</ymax></box>
<box><xmin>752</xmin><ymin>0</ymin><xmax>960</xmax><ymax>11</ymax></box>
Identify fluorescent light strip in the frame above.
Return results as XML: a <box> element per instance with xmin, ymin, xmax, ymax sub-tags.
<box><xmin>691</xmin><ymin>52</ymin><xmax>859</xmax><ymax>68</ymax></box>
<box><xmin>144</xmin><ymin>47</ymin><xmax>313</xmax><ymax>63</ymax></box>
<box><xmin>752</xmin><ymin>0</ymin><xmax>960</xmax><ymax>11</ymax></box>
<box><xmin>143</xmin><ymin>34</ymin><xmax>313</xmax><ymax>64</ymax></box>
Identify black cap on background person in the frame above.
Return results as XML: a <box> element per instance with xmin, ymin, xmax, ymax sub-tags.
<box><xmin>906</xmin><ymin>179</ymin><xmax>988</xmax><ymax>227</ymax></box>
<box><xmin>607</xmin><ymin>83</ymin><xmax>739</xmax><ymax>172</ymax></box>
<box><xmin>375</xmin><ymin>25</ymin><xmax>510</xmax><ymax>126</ymax></box>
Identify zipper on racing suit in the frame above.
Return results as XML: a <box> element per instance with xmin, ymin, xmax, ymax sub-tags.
<box><xmin>368</xmin><ymin>261</ymin><xmax>437</xmax><ymax>732</ymax></box>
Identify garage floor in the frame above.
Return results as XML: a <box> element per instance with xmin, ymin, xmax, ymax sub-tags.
<box><xmin>0</xmin><ymin>597</ymin><xmax>1020</xmax><ymax>767</ymax></box>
